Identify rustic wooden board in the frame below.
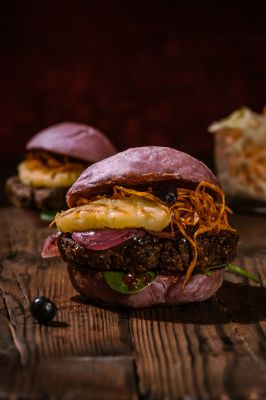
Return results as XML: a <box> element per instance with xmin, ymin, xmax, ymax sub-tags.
<box><xmin>0</xmin><ymin>208</ymin><xmax>135</xmax><ymax>399</ymax></box>
<box><xmin>129</xmin><ymin>214</ymin><xmax>266</xmax><ymax>399</ymax></box>
<box><xmin>0</xmin><ymin>208</ymin><xmax>266</xmax><ymax>400</ymax></box>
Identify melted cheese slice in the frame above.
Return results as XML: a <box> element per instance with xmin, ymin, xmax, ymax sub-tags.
<box><xmin>18</xmin><ymin>160</ymin><xmax>83</xmax><ymax>188</ymax></box>
<box><xmin>55</xmin><ymin>195</ymin><xmax>171</xmax><ymax>232</ymax></box>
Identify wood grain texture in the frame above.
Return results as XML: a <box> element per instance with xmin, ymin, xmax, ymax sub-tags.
<box><xmin>129</xmin><ymin>214</ymin><xmax>266</xmax><ymax>400</ymax></box>
<box><xmin>0</xmin><ymin>356</ymin><xmax>136</xmax><ymax>400</ymax></box>
<box><xmin>0</xmin><ymin>208</ymin><xmax>135</xmax><ymax>399</ymax></box>
<box><xmin>0</xmin><ymin>208</ymin><xmax>266</xmax><ymax>399</ymax></box>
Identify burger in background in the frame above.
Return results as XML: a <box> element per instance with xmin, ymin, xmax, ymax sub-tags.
<box><xmin>42</xmin><ymin>146</ymin><xmax>258</xmax><ymax>308</ymax></box>
<box><xmin>6</xmin><ymin>122</ymin><xmax>117</xmax><ymax>220</ymax></box>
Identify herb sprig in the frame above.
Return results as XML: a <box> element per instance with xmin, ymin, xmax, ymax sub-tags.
<box><xmin>203</xmin><ymin>263</ymin><xmax>261</xmax><ymax>284</ymax></box>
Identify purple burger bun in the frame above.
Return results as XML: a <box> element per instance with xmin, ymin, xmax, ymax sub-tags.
<box><xmin>26</xmin><ymin>122</ymin><xmax>117</xmax><ymax>163</ymax></box>
<box><xmin>67</xmin><ymin>146</ymin><xmax>218</xmax><ymax>207</ymax></box>
<box><xmin>68</xmin><ymin>267</ymin><xmax>225</xmax><ymax>308</ymax></box>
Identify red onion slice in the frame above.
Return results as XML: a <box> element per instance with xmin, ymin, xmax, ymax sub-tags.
<box><xmin>72</xmin><ymin>229</ymin><xmax>137</xmax><ymax>251</ymax></box>
<box><xmin>41</xmin><ymin>233</ymin><xmax>61</xmax><ymax>258</ymax></box>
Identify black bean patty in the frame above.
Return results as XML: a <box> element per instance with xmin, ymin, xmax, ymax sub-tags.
<box><xmin>6</xmin><ymin>175</ymin><xmax>67</xmax><ymax>210</ymax></box>
<box><xmin>58</xmin><ymin>229</ymin><xmax>238</xmax><ymax>273</ymax></box>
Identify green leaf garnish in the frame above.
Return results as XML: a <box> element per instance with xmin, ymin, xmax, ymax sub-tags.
<box><xmin>203</xmin><ymin>263</ymin><xmax>261</xmax><ymax>284</ymax></box>
<box><xmin>40</xmin><ymin>209</ymin><xmax>57</xmax><ymax>222</ymax></box>
<box><xmin>225</xmin><ymin>264</ymin><xmax>261</xmax><ymax>284</ymax></box>
<box><xmin>103</xmin><ymin>271</ymin><xmax>157</xmax><ymax>294</ymax></box>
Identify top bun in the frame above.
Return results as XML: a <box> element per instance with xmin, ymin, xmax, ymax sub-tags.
<box><xmin>67</xmin><ymin>146</ymin><xmax>218</xmax><ymax>207</ymax></box>
<box><xmin>26</xmin><ymin>122</ymin><xmax>117</xmax><ymax>163</ymax></box>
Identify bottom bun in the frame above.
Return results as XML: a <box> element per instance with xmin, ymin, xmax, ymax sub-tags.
<box><xmin>68</xmin><ymin>265</ymin><xmax>224</xmax><ymax>308</ymax></box>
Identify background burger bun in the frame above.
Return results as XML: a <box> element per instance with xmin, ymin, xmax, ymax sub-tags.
<box><xmin>67</xmin><ymin>146</ymin><xmax>219</xmax><ymax>207</ymax></box>
<box><xmin>26</xmin><ymin>122</ymin><xmax>117</xmax><ymax>163</ymax></box>
<box><xmin>68</xmin><ymin>266</ymin><xmax>224</xmax><ymax>308</ymax></box>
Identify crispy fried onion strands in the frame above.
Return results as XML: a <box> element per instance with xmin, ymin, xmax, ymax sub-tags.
<box><xmin>25</xmin><ymin>153</ymin><xmax>86</xmax><ymax>174</ymax></box>
<box><xmin>170</xmin><ymin>181</ymin><xmax>235</xmax><ymax>285</ymax></box>
<box><xmin>113</xmin><ymin>185</ymin><xmax>166</xmax><ymax>205</ymax></box>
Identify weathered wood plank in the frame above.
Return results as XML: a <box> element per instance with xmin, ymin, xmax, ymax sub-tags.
<box><xmin>0</xmin><ymin>295</ymin><xmax>19</xmax><ymax>370</ymax></box>
<box><xmin>129</xmin><ymin>214</ymin><xmax>266</xmax><ymax>400</ymax></box>
<box><xmin>130</xmin><ymin>296</ymin><xmax>266</xmax><ymax>399</ymax></box>
<box><xmin>0</xmin><ymin>356</ymin><xmax>137</xmax><ymax>400</ymax></box>
<box><xmin>0</xmin><ymin>208</ymin><xmax>132</xmax><ymax>359</ymax></box>
<box><xmin>0</xmin><ymin>208</ymin><xmax>137</xmax><ymax>399</ymax></box>
<box><xmin>0</xmin><ymin>257</ymin><xmax>132</xmax><ymax>360</ymax></box>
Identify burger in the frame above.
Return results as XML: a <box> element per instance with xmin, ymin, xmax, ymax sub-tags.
<box><xmin>6</xmin><ymin>122</ymin><xmax>116</xmax><ymax>219</ymax></box>
<box><xmin>42</xmin><ymin>146</ymin><xmax>254</xmax><ymax>308</ymax></box>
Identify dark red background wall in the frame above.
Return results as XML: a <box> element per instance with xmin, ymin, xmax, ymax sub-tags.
<box><xmin>1</xmin><ymin>0</ymin><xmax>266</xmax><ymax>177</ymax></box>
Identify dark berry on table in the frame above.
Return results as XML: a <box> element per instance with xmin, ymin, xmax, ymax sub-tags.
<box><xmin>30</xmin><ymin>296</ymin><xmax>57</xmax><ymax>324</ymax></box>
<box><xmin>158</xmin><ymin>186</ymin><xmax>177</xmax><ymax>205</ymax></box>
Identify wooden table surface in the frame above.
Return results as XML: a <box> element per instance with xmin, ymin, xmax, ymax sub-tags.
<box><xmin>0</xmin><ymin>207</ymin><xmax>265</xmax><ymax>400</ymax></box>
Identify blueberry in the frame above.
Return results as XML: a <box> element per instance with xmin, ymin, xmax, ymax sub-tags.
<box><xmin>158</xmin><ymin>186</ymin><xmax>177</xmax><ymax>205</ymax></box>
<box><xmin>30</xmin><ymin>296</ymin><xmax>57</xmax><ymax>324</ymax></box>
